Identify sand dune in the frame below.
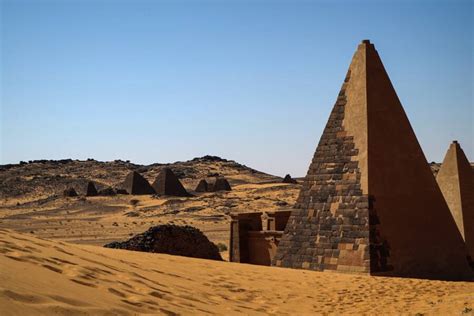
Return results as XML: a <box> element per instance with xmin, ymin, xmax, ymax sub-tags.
<box><xmin>1</xmin><ymin>229</ymin><xmax>473</xmax><ymax>315</ymax></box>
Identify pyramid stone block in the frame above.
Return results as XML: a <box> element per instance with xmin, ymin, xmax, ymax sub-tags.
<box><xmin>152</xmin><ymin>168</ymin><xmax>190</xmax><ymax>197</ymax></box>
<box><xmin>123</xmin><ymin>171</ymin><xmax>155</xmax><ymax>195</ymax></box>
<box><xmin>437</xmin><ymin>141</ymin><xmax>474</xmax><ymax>262</ymax></box>
<box><xmin>273</xmin><ymin>40</ymin><xmax>473</xmax><ymax>280</ymax></box>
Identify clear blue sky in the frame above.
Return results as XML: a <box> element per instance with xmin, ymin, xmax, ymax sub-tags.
<box><xmin>1</xmin><ymin>0</ymin><xmax>472</xmax><ymax>177</ymax></box>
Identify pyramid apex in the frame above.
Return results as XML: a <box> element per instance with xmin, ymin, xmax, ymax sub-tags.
<box><xmin>358</xmin><ymin>39</ymin><xmax>375</xmax><ymax>50</ymax></box>
<box><xmin>450</xmin><ymin>140</ymin><xmax>461</xmax><ymax>151</ymax></box>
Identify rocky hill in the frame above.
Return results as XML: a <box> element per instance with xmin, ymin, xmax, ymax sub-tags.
<box><xmin>0</xmin><ymin>156</ymin><xmax>279</xmax><ymax>201</ymax></box>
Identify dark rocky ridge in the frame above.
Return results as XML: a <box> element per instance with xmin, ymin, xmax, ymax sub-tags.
<box><xmin>0</xmin><ymin>156</ymin><xmax>277</xmax><ymax>199</ymax></box>
<box><xmin>104</xmin><ymin>225</ymin><xmax>222</xmax><ymax>261</ymax></box>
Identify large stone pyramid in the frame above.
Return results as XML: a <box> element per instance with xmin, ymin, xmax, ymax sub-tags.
<box><xmin>437</xmin><ymin>141</ymin><xmax>474</xmax><ymax>261</ymax></box>
<box><xmin>123</xmin><ymin>171</ymin><xmax>155</xmax><ymax>195</ymax></box>
<box><xmin>152</xmin><ymin>168</ymin><xmax>190</xmax><ymax>197</ymax></box>
<box><xmin>273</xmin><ymin>40</ymin><xmax>473</xmax><ymax>280</ymax></box>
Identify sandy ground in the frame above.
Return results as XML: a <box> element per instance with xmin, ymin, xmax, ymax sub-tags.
<box><xmin>1</xmin><ymin>229</ymin><xmax>473</xmax><ymax>315</ymax></box>
<box><xmin>0</xmin><ymin>183</ymin><xmax>299</xmax><ymax>254</ymax></box>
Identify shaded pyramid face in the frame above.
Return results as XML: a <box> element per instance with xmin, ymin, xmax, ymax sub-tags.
<box><xmin>86</xmin><ymin>181</ymin><xmax>98</xmax><ymax>197</ymax></box>
<box><xmin>195</xmin><ymin>179</ymin><xmax>208</xmax><ymax>192</ymax></box>
<box><xmin>152</xmin><ymin>168</ymin><xmax>190</xmax><ymax>197</ymax></box>
<box><xmin>273</xmin><ymin>40</ymin><xmax>472</xmax><ymax>280</ymax></box>
<box><xmin>123</xmin><ymin>171</ymin><xmax>155</xmax><ymax>195</ymax></box>
<box><xmin>437</xmin><ymin>141</ymin><xmax>474</xmax><ymax>260</ymax></box>
<box><xmin>211</xmin><ymin>177</ymin><xmax>232</xmax><ymax>192</ymax></box>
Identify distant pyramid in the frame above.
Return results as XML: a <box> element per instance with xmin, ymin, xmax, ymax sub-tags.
<box><xmin>437</xmin><ymin>141</ymin><xmax>474</xmax><ymax>261</ymax></box>
<box><xmin>123</xmin><ymin>171</ymin><xmax>155</xmax><ymax>195</ymax></box>
<box><xmin>195</xmin><ymin>179</ymin><xmax>209</xmax><ymax>192</ymax></box>
<box><xmin>282</xmin><ymin>174</ymin><xmax>297</xmax><ymax>184</ymax></box>
<box><xmin>152</xmin><ymin>168</ymin><xmax>190</xmax><ymax>197</ymax></box>
<box><xmin>63</xmin><ymin>187</ymin><xmax>78</xmax><ymax>197</ymax></box>
<box><xmin>273</xmin><ymin>40</ymin><xmax>472</xmax><ymax>280</ymax></box>
<box><xmin>210</xmin><ymin>177</ymin><xmax>232</xmax><ymax>192</ymax></box>
<box><xmin>86</xmin><ymin>181</ymin><xmax>98</xmax><ymax>196</ymax></box>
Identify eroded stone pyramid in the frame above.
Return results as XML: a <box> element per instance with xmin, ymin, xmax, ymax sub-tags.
<box><xmin>437</xmin><ymin>141</ymin><xmax>474</xmax><ymax>262</ymax></box>
<box><xmin>273</xmin><ymin>40</ymin><xmax>473</xmax><ymax>280</ymax></box>
<box><xmin>123</xmin><ymin>171</ymin><xmax>155</xmax><ymax>195</ymax></box>
<box><xmin>152</xmin><ymin>168</ymin><xmax>190</xmax><ymax>197</ymax></box>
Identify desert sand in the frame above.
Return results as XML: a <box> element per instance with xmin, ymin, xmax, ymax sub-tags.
<box><xmin>1</xmin><ymin>229</ymin><xmax>473</xmax><ymax>315</ymax></box>
<box><xmin>1</xmin><ymin>158</ymin><xmax>473</xmax><ymax>315</ymax></box>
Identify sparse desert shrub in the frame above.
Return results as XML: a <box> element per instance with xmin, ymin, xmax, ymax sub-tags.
<box><xmin>217</xmin><ymin>243</ymin><xmax>228</xmax><ymax>252</ymax></box>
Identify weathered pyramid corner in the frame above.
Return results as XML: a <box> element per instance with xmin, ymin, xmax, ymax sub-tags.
<box><xmin>437</xmin><ymin>140</ymin><xmax>474</xmax><ymax>261</ymax></box>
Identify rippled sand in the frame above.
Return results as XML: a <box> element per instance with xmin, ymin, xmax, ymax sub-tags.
<box><xmin>1</xmin><ymin>229</ymin><xmax>473</xmax><ymax>315</ymax></box>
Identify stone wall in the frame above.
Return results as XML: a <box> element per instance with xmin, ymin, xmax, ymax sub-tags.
<box><xmin>273</xmin><ymin>70</ymin><xmax>372</xmax><ymax>273</ymax></box>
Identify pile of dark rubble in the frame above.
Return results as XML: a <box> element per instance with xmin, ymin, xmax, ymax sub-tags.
<box><xmin>104</xmin><ymin>225</ymin><xmax>222</xmax><ymax>261</ymax></box>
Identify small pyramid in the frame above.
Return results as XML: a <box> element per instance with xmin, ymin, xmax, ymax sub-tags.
<box><xmin>437</xmin><ymin>141</ymin><xmax>474</xmax><ymax>260</ymax></box>
<box><xmin>211</xmin><ymin>177</ymin><xmax>231</xmax><ymax>192</ymax></box>
<box><xmin>151</xmin><ymin>168</ymin><xmax>190</xmax><ymax>197</ymax></box>
<box><xmin>63</xmin><ymin>187</ymin><xmax>78</xmax><ymax>197</ymax></box>
<box><xmin>282</xmin><ymin>174</ymin><xmax>297</xmax><ymax>184</ymax></box>
<box><xmin>123</xmin><ymin>171</ymin><xmax>155</xmax><ymax>195</ymax></box>
<box><xmin>273</xmin><ymin>40</ymin><xmax>472</xmax><ymax>280</ymax></box>
<box><xmin>86</xmin><ymin>181</ymin><xmax>98</xmax><ymax>196</ymax></box>
<box><xmin>195</xmin><ymin>179</ymin><xmax>209</xmax><ymax>192</ymax></box>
